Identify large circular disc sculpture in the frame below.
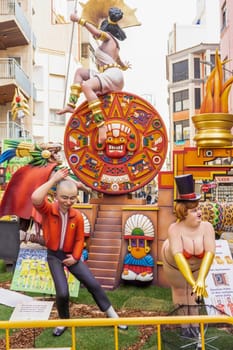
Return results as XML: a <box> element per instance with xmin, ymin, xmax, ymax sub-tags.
<box><xmin>64</xmin><ymin>91</ymin><xmax>168</xmax><ymax>195</ymax></box>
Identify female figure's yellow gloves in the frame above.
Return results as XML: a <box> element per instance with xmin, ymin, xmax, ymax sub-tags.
<box><xmin>193</xmin><ymin>251</ymin><xmax>214</xmax><ymax>298</ymax></box>
<box><xmin>174</xmin><ymin>252</ymin><xmax>195</xmax><ymax>287</ymax></box>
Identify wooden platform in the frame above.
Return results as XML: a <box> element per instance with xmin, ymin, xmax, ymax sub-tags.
<box><xmin>90</xmin><ymin>194</ymin><xmax>146</xmax><ymax>205</ymax></box>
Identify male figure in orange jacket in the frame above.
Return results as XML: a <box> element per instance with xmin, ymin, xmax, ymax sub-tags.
<box><xmin>31</xmin><ymin>167</ymin><xmax>127</xmax><ymax>336</ymax></box>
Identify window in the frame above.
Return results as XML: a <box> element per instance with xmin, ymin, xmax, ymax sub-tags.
<box><xmin>174</xmin><ymin>120</ymin><xmax>190</xmax><ymax>143</ymax></box>
<box><xmin>52</xmin><ymin>0</ymin><xmax>69</xmax><ymax>24</ymax></box>
<box><xmin>81</xmin><ymin>43</ymin><xmax>95</xmax><ymax>59</ymax></box>
<box><xmin>81</xmin><ymin>43</ymin><xmax>95</xmax><ymax>64</ymax></box>
<box><xmin>195</xmin><ymin>88</ymin><xmax>201</xmax><ymax>109</ymax></box>
<box><xmin>9</xmin><ymin>57</ymin><xmax>21</xmax><ymax>65</ymax></box>
<box><xmin>49</xmin><ymin>110</ymin><xmax>65</xmax><ymax>125</ymax></box>
<box><xmin>222</xmin><ymin>55</ymin><xmax>232</xmax><ymax>82</ymax></box>
<box><xmin>210</xmin><ymin>54</ymin><xmax>216</xmax><ymax>71</ymax></box>
<box><xmin>194</xmin><ymin>58</ymin><xmax>200</xmax><ymax>79</ymax></box>
<box><xmin>221</xmin><ymin>2</ymin><xmax>227</xmax><ymax>31</ymax></box>
<box><xmin>173</xmin><ymin>60</ymin><xmax>189</xmax><ymax>82</ymax></box>
<box><xmin>173</xmin><ymin>90</ymin><xmax>189</xmax><ymax>112</ymax></box>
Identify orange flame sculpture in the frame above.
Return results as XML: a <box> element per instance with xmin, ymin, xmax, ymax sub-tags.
<box><xmin>192</xmin><ymin>49</ymin><xmax>233</xmax><ymax>147</ymax></box>
<box><xmin>200</xmin><ymin>49</ymin><xmax>233</xmax><ymax>114</ymax></box>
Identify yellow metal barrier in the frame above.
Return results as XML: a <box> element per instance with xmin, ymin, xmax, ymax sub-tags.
<box><xmin>0</xmin><ymin>315</ymin><xmax>232</xmax><ymax>350</ymax></box>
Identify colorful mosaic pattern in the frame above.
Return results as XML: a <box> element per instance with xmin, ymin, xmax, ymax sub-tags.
<box><xmin>64</xmin><ymin>92</ymin><xmax>168</xmax><ymax>195</ymax></box>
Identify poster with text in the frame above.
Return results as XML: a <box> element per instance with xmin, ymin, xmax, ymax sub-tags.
<box><xmin>205</xmin><ymin>239</ymin><xmax>233</xmax><ymax>316</ymax></box>
<box><xmin>11</xmin><ymin>247</ymin><xmax>79</xmax><ymax>297</ymax></box>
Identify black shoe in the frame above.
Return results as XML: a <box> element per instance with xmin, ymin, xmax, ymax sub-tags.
<box><xmin>53</xmin><ymin>326</ymin><xmax>67</xmax><ymax>336</ymax></box>
<box><xmin>181</xmin><ymin>327</ymin><xmax>197</xmax><ymax>338</ymax></box>
<box><xmin>190</xmin><ymin>326</ymin><xmax>200</xmax><ymax>338</ymax></box>
<box><xmin>180</xmin><ymin>328</ymin><xmax>192</xmax><ymax>338</ymax></box>
<box><xmin>118</xmin><ymin>324</ymin><xmax>128</xmax><ymax>331</ymax></box>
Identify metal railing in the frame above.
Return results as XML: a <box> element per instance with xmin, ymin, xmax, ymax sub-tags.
<box><xmin>0</xmin><ymin>314</ymin><xmax>232</xmax><ymax>350</ymax></box>
<box><xmin>0</xmin><ymin>0</ymin><xmax>33</xmax><ymax>45</ymax></box>
<box><xmin>0</xmin><ymin>121</ymin><xmax>30</xmax><ymax>140</ymax></box>
<box><xmin>0</xmin><ymin>0</ymin><xmax>15</xmax><ymax>15</ymax></box>
<box><xmin>0</xmin><ymin>58</ymin><xmax>32</xmax><ymax>97</ymax></box>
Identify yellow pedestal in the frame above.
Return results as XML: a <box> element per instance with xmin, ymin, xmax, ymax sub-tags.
<box><xmin>192</xmin><ymin>113</ymin><xmax>233</xmax><ymax>147</ymax></box>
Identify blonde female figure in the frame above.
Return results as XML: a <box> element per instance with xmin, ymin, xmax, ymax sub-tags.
<box><xmin>161</xmin><ymin>174</ymin><xmax>216</xmax><ymax>337</ymax></box>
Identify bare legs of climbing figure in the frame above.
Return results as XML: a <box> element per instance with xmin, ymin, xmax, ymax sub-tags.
<box><xmin>57</xmin><ymin>69</ymin><xmax>107</xmax><ymax>144</ymax></box>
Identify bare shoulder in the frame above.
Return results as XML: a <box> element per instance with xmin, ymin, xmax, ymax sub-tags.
<box><xmin>201</xmin><ymin>220</ymin><xmax>214</xmax><ymax>228</ymax></box>
<box><xmin>168</xmin><ymin>221</ymin><xmax>177</xmax><ymax>230</ymax></box>
<box><xmin>201</xmin><ymin>220</ymin><xmax>215</xmax><ymax>234</ymax></box>
<box><xmin>168</xmin><ymin>222</ymin><xmax>179</xmax><ymax>237</ymax></box>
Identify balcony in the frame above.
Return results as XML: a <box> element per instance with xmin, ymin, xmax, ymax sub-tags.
<box><xmin>0</xmin><ymin>0</ymin><xmax>36</xmax><ymax>49</ymax></box>
<box><xmin>0</xmin><ymin>120</ymin><xmax>31</xmax><ymax>140</ymax></box>
<box><xmin>0</xmin><ymin>58</ymin><xmax>33</xmax><ymax>104</ymax></box>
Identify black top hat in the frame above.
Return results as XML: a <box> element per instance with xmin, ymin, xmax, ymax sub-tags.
<box><xmin>174</xmin><ymin>174</ymin><xmax>201</xmax><ymax>201</ymax></box>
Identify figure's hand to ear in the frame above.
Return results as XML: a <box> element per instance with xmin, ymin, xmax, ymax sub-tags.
<box><xmin>51</xmin><ymin>167</ymin><xmax>69</xmax><ymax>183</ymax></box>
<box><xmin>32</xmin><ymin>167</ymin><xmax>70</xmax><ymax>205</ymax></box>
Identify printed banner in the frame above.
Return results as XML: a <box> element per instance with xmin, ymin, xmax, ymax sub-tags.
<box><xmin>2</xmin><ymin>139</ymin><xmax>32</xmax><ymax>182</ymax></box>
<box><xmin>205</xmin><ymin>239</ymin><xmax>233</xmax><ymax>316</ymax></box>
<box><xmin>11</xmin><ymin>247</ymin><xmax>79</xmax><ymax>297</ymax></box>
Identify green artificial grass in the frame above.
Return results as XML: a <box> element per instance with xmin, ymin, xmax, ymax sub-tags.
<box><xmin>70</xmin><ymin>283</ymin><xmax>172</xmax><ymax>309</ymax></box>
<box><xmin>0</xmin><ymin>271</ymin><xmax>12</xmax><ymax>282</ymax></box>
<box><xmin>0</xmin><ymin>272</ymin><xmax>233</xmax><ymax>349</ymax></box>
<box><xmin>158</xmin><ymin>327</ymin><xmax>233</xmax><ymax>350</ymax></box>
<box><xmin>122</xmin><ymin>296</ymin><xmax>173</xmax><ymax>313</ymax></box>
<box><xmin>0</xmin><ymin>259</ymin><xmax>6</xmax><ymax>273</ymax></box>
<box><xmin>0</xmin><ymin>304</ymin><xmax>14</xmax><ymax>338</ymax></box>
<box><xmin>35</xmin><ymin>326</ymin><xmax>140</xmax><ymax>350</ymax></box>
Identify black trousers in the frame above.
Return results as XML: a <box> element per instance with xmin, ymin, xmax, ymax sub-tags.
<box><xmin>47</xmin><ymin>249</ymin><xmax>111</xmax><ymax>319</ymax></box>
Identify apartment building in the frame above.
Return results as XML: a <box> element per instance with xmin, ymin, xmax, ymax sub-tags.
<box><xmin>0</xmin><ymin>0</ymin><xmax>94</xmax><ymax>147</ymax></box>
<box><xmin>166</xmin><ymin>0</ymin><xmax>233</xmax><ymax>200</ymax></box>
<box><xmin>166</xmin><ymin>0</ymin><xmax>220</xmax><ymax>160</ymax></box>
<box><xmin>167</xmin><ymin>43</ymin><xmax>219</xmax><ymax>152</ymax></box>
<box><xmin>31</xmin><ymin>0</ymin><xmax>81</xmax><ymax>144</ymax></box>
<box><xmin>0</xmin><ymin>0</ymin><xmax>35</xmax><ymax>142</ymax></box>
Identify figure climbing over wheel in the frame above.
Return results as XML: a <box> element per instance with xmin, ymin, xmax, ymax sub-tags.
<box><xmin>57</xmin><ymin>3</ymin><xmax>139</xmax><ymax>144</ymax></box>
<box><xmin>59</xmin><ymin>1</ymin><xmax>167</xmax><ymax>196</ymax></box>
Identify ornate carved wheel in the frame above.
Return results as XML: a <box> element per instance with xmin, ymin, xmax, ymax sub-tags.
<box><xmin>64</xmin><ymin>91</ymin><xmax>168</xmax><ymax>195</ymax></box>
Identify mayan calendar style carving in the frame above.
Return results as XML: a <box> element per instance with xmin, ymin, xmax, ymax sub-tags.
<box><xmin>64</xmin><ymin>91</ymin><xmax>168</xmax><ymax>195</ymax></box>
